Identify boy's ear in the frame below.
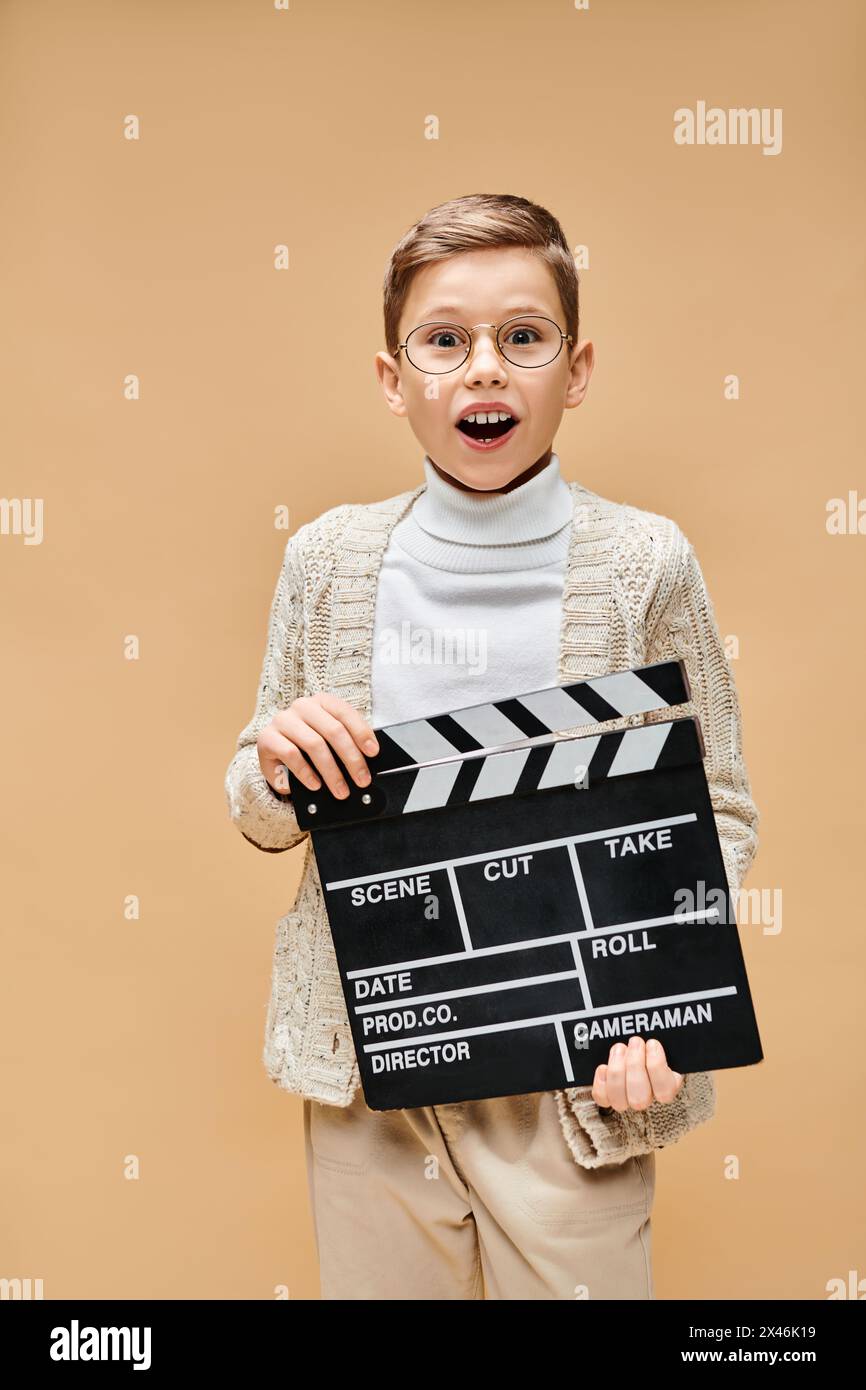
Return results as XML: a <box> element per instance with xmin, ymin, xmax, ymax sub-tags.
<box><xmin>564</xmin><ymin>339</ymin><xmax>595</xmax><ymax>409</ymax></box>
<box><xmin>375</xmin><ymin>350</ymin><xmax>408</xmax><ymax>418</ymax></box>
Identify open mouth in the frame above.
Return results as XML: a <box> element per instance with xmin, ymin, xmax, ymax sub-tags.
<box><xmin>456</xmin><ymin>411</ymin><xmax>519</xmax><ymax>446</ymax></box>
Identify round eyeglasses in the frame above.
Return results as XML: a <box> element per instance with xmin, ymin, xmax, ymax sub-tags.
<box><xmin>396</xmin><ymin>316</ymin><xmax>574</xmax><ymax>374</ymax></box>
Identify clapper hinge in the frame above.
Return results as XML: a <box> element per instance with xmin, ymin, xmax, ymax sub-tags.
<box><xmin>290</xmin><ymin>760</ymin><xmax>390</xmax><ymax>829</ymax></box>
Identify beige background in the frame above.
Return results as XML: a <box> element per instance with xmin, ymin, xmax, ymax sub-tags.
<box><xmin>1</xmin><ymin>0</ymin><xmax>863</xmax><ymax>1300</ymax></box>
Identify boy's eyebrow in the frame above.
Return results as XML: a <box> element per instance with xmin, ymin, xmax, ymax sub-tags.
<box><xmin>418</xmin><ymin>302</ymin><xmax>552</xmax><ymax>320</ymax></box>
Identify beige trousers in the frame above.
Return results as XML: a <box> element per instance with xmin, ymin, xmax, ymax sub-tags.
<box><xmin>303</xmin><ymin>1085</ymin><xmax>655</xmax><ymax>1300</ymax></box>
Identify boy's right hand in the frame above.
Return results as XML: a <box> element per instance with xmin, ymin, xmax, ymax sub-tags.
<box><xmin>257</xmin><ymin>693</ymin><xmax>380</xmax><ymax>801</ymax></box>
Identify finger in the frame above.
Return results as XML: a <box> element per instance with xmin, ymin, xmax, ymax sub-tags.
<box><xmin>261</xmin><ymin>734</ymin><xmax>322</xmax><ymax>793</ymax></box>
<box><xmin>269</xmin><ymin>712</ymin><xmax>354</xmax><ymax>799</ymax></box>
<box><xmin>316</xmin><ymin>693</ymin><xmax>380</xmax><ymax>757</ymax></box>
<box><xmin>287</xmin><ymin>701</ymin><xmax>375</xmax><ymax>791</ymax></box>
<box><xmin>644</xmin><ymin>1038</ymin><xmax>685</xmax><ymax>1103</ymax></box>
<box><xmin>603</xmin><ymin>1042</ymin><xmax>629</xmax><ymax>1111</ymax></box>
<box><xmin>591</xmin><ymin>1063</ymin><xmax>610</xmax><ymax>1108</ymax></box>
<box><xmin>624</xmin><ymin>1036</ymin><xmax>654</xmax><ymax>1111</ymax></box>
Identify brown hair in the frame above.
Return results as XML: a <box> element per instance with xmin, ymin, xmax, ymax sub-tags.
<box><xmin>382</xmin><ymin>193</ymin><xmax>579</xmax><ymax>359</ymax></box>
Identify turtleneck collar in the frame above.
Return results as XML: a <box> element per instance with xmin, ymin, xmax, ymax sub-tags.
<box><xmin>389</xmin><ymin>451</ymin><xmax>575</xmax><ymax>574</ymax></box>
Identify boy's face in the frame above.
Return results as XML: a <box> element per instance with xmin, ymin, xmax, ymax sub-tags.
<box><xmin>376</xmin><ymin>247</ymin><xmax>594</xmax><ymax>493</ymax></box>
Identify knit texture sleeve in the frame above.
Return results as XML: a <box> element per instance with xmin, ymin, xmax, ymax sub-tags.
<box><xmin>556</xmin><ymin>524</ymin><xmax>759</xmax><ymax>1168</ymax></box>
<box><xmin>555</xmin><ymin>1070</ymin><xmax>717</xmax><ymax>1168</ymax></box>
<box><xmin>224</xmin><ymin>530</ymin><xmax>310</xmax><ymax>853</ymax></box>
<box><xmin>645</xmin><ymin>530</ymin><xmax>761</xmax><ymax>899</ymax></box>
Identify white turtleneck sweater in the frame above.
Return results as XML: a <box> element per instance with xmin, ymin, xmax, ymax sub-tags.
<box><xmin>370</xmin><ymin>452</ymin><xmax>574</xmax><ymax>729</ymax></box>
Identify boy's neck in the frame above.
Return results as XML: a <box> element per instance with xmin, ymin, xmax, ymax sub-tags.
<box><xmin>429</xmin><ymin>447</ymin><xmax>554</xmax><ymax>496</ymax></box>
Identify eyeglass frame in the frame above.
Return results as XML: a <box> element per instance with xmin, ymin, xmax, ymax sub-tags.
<box><xmin>395</xmin><ymin>315</ymin><xmax>575</xmax><ymax>374</ymax></box>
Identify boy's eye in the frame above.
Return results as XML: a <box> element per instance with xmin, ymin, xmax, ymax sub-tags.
<box><xmin>428</xmin><ymin>330</ymin><xmax>464</xmax><ymax>349</ymax></box>
<box><xmin>503</xmin><ymin>325</ymin><xmax>541</xmax><ymax>346</ymax></box>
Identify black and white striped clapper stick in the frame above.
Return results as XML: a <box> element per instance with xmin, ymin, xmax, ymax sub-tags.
<box><xmin>285</xmin><ymin>658</ymin><xmax>763</xmax><ymax>1111</ymax></box>
<box><xmin>368</xmin><ymin>657</ymin><xmax>691</xmax><ymax>775</ymax></box>
<box><xmin>287</xmin><ymin>659</ymin><xmax>693</xmax><ymax>825</ymax></box>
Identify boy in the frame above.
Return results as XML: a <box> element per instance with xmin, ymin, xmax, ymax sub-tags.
<box><xmin>225</xmin><ymin>193</ymin><xmax>759</xmax><ymax>1299</ymax></box>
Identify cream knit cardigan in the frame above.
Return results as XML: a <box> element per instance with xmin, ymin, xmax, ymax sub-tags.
<box><xmin>224</xmin><ymin>476</ymin><xmax>760</xmax><ymax>1169</ymax></box>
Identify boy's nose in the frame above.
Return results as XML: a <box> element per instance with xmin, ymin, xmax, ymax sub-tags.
<box><xmin>464</xmin><ymin>328</ymin><xmax>508</xmax><ymax>376</ymax></box>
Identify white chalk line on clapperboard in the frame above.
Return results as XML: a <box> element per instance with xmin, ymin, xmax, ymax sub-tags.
<box><xmin>325</xmin><ymin>810</ymin><xmax>737</xmax><ymax>1085</ymax></box>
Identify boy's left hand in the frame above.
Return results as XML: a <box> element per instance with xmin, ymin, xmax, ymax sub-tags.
<box><xmin>592</xmin><ymin>1036</ymin><xmax>684</xmax><ymax>1112</ymax></box>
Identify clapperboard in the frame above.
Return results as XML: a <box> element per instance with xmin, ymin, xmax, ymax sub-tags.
<box><xmin>286</xmin><ymin>660</ymin><xmax>763</xmax><ymax>1110</ymax></box>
